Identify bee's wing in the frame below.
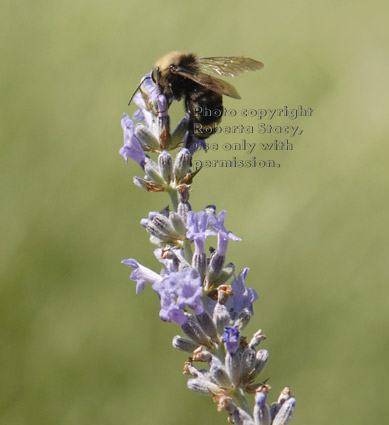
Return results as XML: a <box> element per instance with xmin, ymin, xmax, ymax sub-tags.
<box><xmin>174</xmin><ymin>68</ymin><xmax>241</xmax><ymax>99</ymax></box>
<box><xmin>198</xmin><ymin>56</ymin><xmax>264</xmax><ymax>77</ymax></box>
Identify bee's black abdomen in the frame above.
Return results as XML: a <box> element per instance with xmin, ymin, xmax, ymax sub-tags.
<box><xmin>186</xmin><ymin>89</ymin><xmax>223</xmax><ymax>139</ymax></box>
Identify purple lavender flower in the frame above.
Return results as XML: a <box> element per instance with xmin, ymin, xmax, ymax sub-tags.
<box><xmin>121</xmin><ymin>258</ymin><xmax>161</xmax><ymax>294</ymax></box>
<box><xmin>205</xmin><ymin>209</ymin><xmax>242</xmax><ymax>284</ymax></box>
<box><xmin>135</xmin><ymin>74</ymin><xmax>170</xmax><ymax>144</ymax></box>
<box><xmin>186</xmin><ymin>211</ymin><xmax>216</xmax><ymax>255</ymax></box>
<box><xmin>120</xmin><ymin>113</ymin><xmax>147</xmax><ymax>167</ymax></box>
<box><xmin>131</xmin><ymin>104</ymin><xmax>144</xmax><ymax>122</ymax></box>
<box><xmin>152</xmin><ymin>268</ymin><xmax>204</xmax><ymax>325</ymax></box>
<box><xmin>131</xmin><ymin>73</ymin><xmax>168</xmax><ymax>122</ymax></box>
<box><xmin>153</xmin><ymin>283</ymin><xmax>187</xmax><ymax>325</ymax></box>
<box><xmin>208</xmin><ymin>210</ymin><xmax>241</xmax><ymax>256</ymax></box>
<box><xmin>222</xmin><ymin>325</ymin><xmax>240</xmax><ymax>354</ymax></box>
<box><xmin>229</xmin><ymin>268</ymin><xmax>258</xmax><ymax>316</ymax></box>
<box><xmin>175</xmin><ymin>269</ymin><xmax>204</xmax><ymax>313</ymax></box>
<box><xmin>123</xmin><ymin>73</ymin><xmax>173</xmax><ymax>156</ymax></box>
<box><xmin>141</xmin><ymin>73</ymin><xmax>168</xmax><ymax>117</ymax></box>
<box><xmin>141</xmin><ymin>210</ymin><xmax>182</xmax><ymax>245</ymax></box>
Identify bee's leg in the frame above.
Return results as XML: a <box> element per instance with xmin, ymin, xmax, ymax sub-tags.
<box><xmin>139</xmin><ymin>86</ymin><xmax>155</xmax><ymax>113</ymax></box>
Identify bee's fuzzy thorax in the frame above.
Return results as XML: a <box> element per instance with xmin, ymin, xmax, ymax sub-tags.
<box><xmin>155</xmin><ymin>51</ymin><xmax>198</xmax><ymax>71</ymax></box>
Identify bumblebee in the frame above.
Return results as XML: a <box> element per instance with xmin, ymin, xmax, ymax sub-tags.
<box><xmin>132</xmin><ymin>51</ymin><xmax>264</xmax><ymax>140</ymax></box>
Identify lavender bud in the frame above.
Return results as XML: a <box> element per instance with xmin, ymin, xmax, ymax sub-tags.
<box><xmin>249</xmin><ymin>330</ymin><xmax>266</xmax><ymax>349</ymax></box>
<box><xmin>149</xmin><ymin>235</ymin><xmax>163</xmax><ymax>246</ymax></box>
<box><xmin>270</xmin><ymin>403</ymin><xmax>281</xmax><ymax>422</ymax></box>
<box><xmin>254</xmin><ymin>391</ymin><xmax>271</xmax><ymax>425</ymax></box>
<box><xmin>144</xmin><ymin>221</ymin><xmax>170</xmax><ymax>241</ymax></box>
<box><xmin>226</xmin><ymin>351</ymin><xmax>242</xmax><ymax>387</ymax></box>
<box><xmin>192</xmin><ymin>252</ymin><xmax>207</xmax><ymax>279</ymax></box>
<box><xmin>272</xmin><ymin>398</ymin><xmax>296</xmax><ymax>425</ymax></box>
<box><xmin>210</xmin><ymin>361</ymin><xmax>231</xmax><ymax>387</ymax></box>
<box><xmin>207</xmin><ymin>252</ymin><xmax>225</xmax><ymax>283</ymax></box>
<box><xmin>152</xmin><ymin>214</ymin><xmax>180</xmax><ymax>238</ymax></box>
<box><xmin>212</xmin><ymin>262</ymin><xmax>235</xmax><ymax>286</ymax></box>
<box><xmin>250</xmin><ymin>349</ymin><xmax>269</xmax><ymax>380</ymax></box>
<box><xmin>236</xmin><ymin>308</ymin><xmax>252</xmax><ymax>330</ymax></box>
<box><xmin>169</xmin><ymin>212</ymin><xmax>187</xmax><ymax>236</ymax></box>
<box><xmin>144</xmin><ymin>215</ymin><xmax>179</xmax><ymax>243</ymax></box>
<box><xmin>177</xmin><ymin>201</ymin><xmax>191</xmax><ymax>223</ymax></box>
<box><xmin>144</xmin><ymin>157</ymin><xmax>164</xmax><ymax>184</ymax></box>
<box><xmin>213</xmin><ymin>303</ymin><xmax>231</xmax><ymax>335</ymax></box>
<box><xmin>225</xmin><ymin>401</ymin><xmax>254</xmax><ymax>425</ymax></box>
<box><xmin>230</xmin><ymin>405</ymin><xmax>255</xmax><ymax>425</ymax></box>
<box><xmin>187</xmin><ymin>378</ymin><xmax>220</xmax><ymax>395</ymax></box>
<box><xmin>197</xmin><ymin>369</ymin><xmax>215</xmax><ymax>382</ymax></box>
<box><xmin>240</xmin><ymin>346</ymin><xmax>257</xmax><ymax>380</ymax></box>
<box><xmin>184</xmin><ymin>362</ymin><xmax>201</xmax><ymax>377</ymax></box>
<box><xmin>277</xmin><ymin>387</ymin><xmax>292</xmax><ymax>404</ymax></box>
<box><xmin>193</xmin><ymin>346</ymin><xmax>212</xmax><ymax>362</ymax></box>
<box><xmin>174</xmin><ymin>148</ymin><xmax>192</xmax><ymax>181</ymax></box>
<box><xmin>181</xmin><ymin>318</ymin><xmax>210</xmax><ymax>346</ymax></box>
<box><xmin>134</xmin><ymin>123</ymin><xmax>160</xmax><ymax>150</ymax></box>
<box><xmin>158</xmin><ymin>151</ymin><xmax>173</xmax><ymax>183</ymax></box>
<box><xmin>185</xmin><ymin>363</ymin><xmax>213</xmax><ymax>380</ymax></box>
<box><xmin>172</xmin><ymin>335</ymin><xmax>199</xmax><ymax>353</ymax></box>
<box><xmin>196</xmin><ymin>311</ymin><xmax>218</xmax><ymax>339</ymax></box>
<box><xmin>170</xmin><ymin>116</ymin><xmax>189</xmax><ymax>147</ymax></box>
<box><xmin>271</xmin><ymin>387</ymin><xmax>293</xmax><ymax>420</ymax></box>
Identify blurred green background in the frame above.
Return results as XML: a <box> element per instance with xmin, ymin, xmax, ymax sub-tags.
<box><xmin>1</xmin><ymin>0</ymin><xmax>388</xmax><ymax>424</ymax></box>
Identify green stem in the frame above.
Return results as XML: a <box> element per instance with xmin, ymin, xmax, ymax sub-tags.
<box><xmin>232</xmin><ymin>386</ymin><xmax>252</xmax><ymax>416</ymax></box>
<box><xmin>183</xmin><ymin>239</ymin><xmax>193</xmax><ymax>263</ymax></box>
<box><xmin>167</xmin><ymin>189</ymin><xmax>178</xmax><ymax>212</ymax></box>
<box><xmin>211</xmin><ymin>341</ymin><xmax>226</xmax><ymax>362</ymax></box>
<box><xmin>202</xmin><ymin>293</ymin><xmax>211</xmax><ymax>315</ymax></box>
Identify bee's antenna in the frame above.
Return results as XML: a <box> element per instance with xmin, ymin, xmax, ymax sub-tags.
<box><xmin>128</xmin><ymin>76</ymin><xmax>152</xmax><ymax>106</ymax></box>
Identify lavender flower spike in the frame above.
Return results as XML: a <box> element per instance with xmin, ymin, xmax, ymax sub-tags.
<box><xmin>119</xmin><ymin>55</ymin><xmax>295</xmax><ymax>425</ymax></box>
